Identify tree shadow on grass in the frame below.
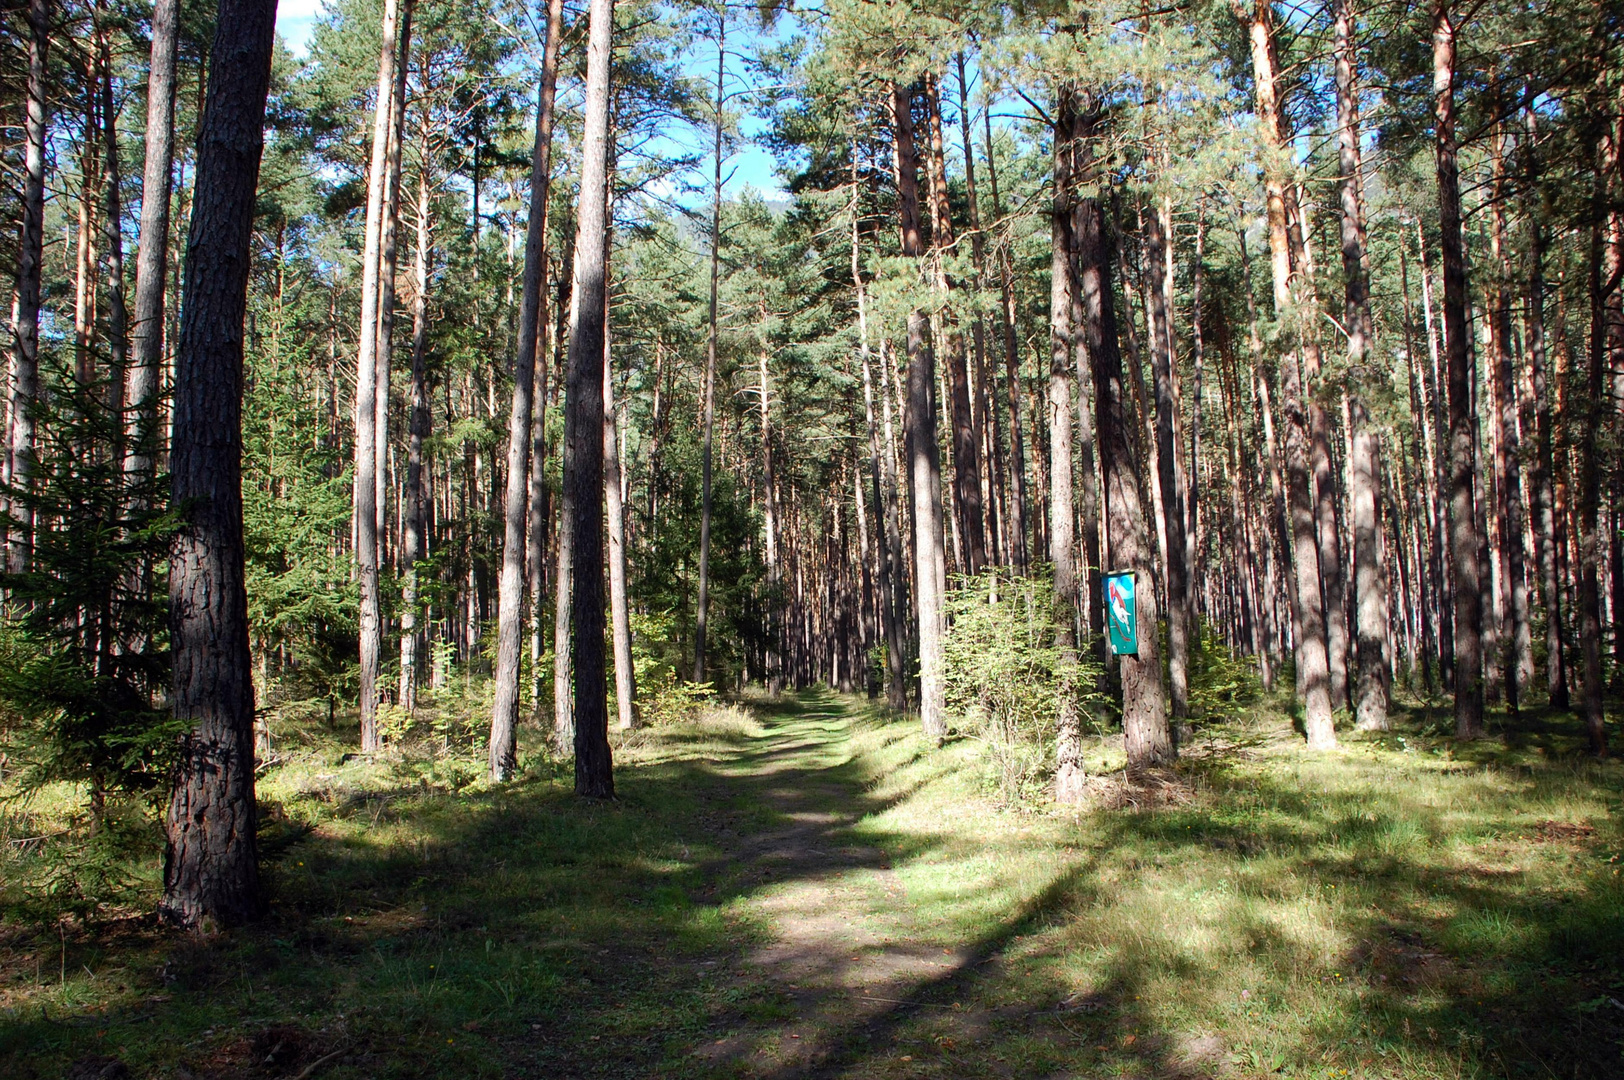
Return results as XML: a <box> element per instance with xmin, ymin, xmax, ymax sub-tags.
<box><xmin>4</xmin><ymin>689</ymin><xmax>1622</xmax><ymax>1080</ymax></box>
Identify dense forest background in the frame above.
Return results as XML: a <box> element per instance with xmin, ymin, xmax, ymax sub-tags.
<box><xmin>1</xmin><ymin>0</ymin><xmax>1623</xmax><ymax>931</ymax></box>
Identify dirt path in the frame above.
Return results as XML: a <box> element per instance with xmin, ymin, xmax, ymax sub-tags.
<box><xmin>676</xmin><ymin>694</ymin><xmax>989</xmax><ymax>1078</ymax></box>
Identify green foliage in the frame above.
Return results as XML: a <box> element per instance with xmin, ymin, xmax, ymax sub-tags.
<box><xmin>943</xmin><ymin>571</ymin><xmax>1104</xmax><ymax>806</ymax></box>
<box><xmin>0</xmin><ymin>374</ymin><xmax>181</xmax><ymax>810</ymax></box>
<box><xmin>1186</xmin><ymin>618</ymin><xmax>1263</xmax><ymax>725</ymax></box>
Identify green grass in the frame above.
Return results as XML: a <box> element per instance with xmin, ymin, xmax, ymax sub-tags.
<box><xmin>2</xmin><ymin>689</ymin><xmax>1622</xmax><ymax>1078</ymax></box>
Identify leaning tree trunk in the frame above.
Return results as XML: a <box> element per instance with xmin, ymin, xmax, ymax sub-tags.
<box><xmin>159</xmin><ymin>0</ymin><xmax>278</xmax><ymax>930</ymax></box>
<box><xmin>1075</xmin><ymin>191</ymin><xmax>1172</xmax><ymax>767</ymax></box>
<box><xmin>8</xmin><ymin>0</ymin><xmax>50</xmax><ymax>573</ymax></box>
<box><xmin>1434</xmin><ymin>0</ymin><xmax>1484</xmax><ymax>739</ymax></box>
<box><xmin>124</xmin><ymin>0</ymin><xmax>178</xmax><ymax>483</ymax></box>
<box><xmin>563</xmin><ymin>0</ymin><xmax>615</xmax><ymax>796</ymax></box>
<box><xmin>352</xmin><ymin>0</ymin><xmax>403</xmax><ymax>753</ymax></box>
<box><xmin>893</xmin><ymin>81</ymin><xmax>948</xmax><ymax>740</ymax></box>
<box><xmin>490</xmin><ymin>20</ymin><xmax>565</xmax><ymax>780</ymax></box>
<box><xmin>1334</xmin><ymin>0</ymin><xmax>1389</xmax><ymax>730</ymax></box>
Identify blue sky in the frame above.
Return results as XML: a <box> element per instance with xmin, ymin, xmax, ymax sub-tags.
<box><xmin>273</xmin><ymin>0</ymin><xmax>787</xmax><ymax>200</ymax></box>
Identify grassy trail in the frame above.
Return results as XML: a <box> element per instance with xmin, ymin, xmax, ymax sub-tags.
<box><xmin>4</xmin><ymin>690</ymin><xmax>1624</xmax><ymax>1079</ymax></box>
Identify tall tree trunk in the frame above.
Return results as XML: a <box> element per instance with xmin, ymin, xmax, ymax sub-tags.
<box><xmin>159</xmin><ymin>0</ymin><xmax>277</xmax><ymax>930</ymax></box>
<box><xmin>1524</xmin><ymin>100</ymin><xmax>1567</xmax><ymax>708</ymax></box>
<box><xmin>693</xmin><ymin>10</ymin><xmax>725</xmax><ymax>684</ymax></box>
<box><xmin>1334</xmin><ymin>0</ymin><xmax>1388</xmax><ymax>729</ymax></box>
<box><xmin>1076</xmin><ymin>191</ymin><xmax>1172</xmax><ymax>767</ymax></box>
<box><xmin>1490</xmin><ymin>127</ymin><xmax>1532</xmax><ymax>711</ymax></box>
<box><xmin>1245</xmin><ymin>0</ymin><xmax>1335</xmax><ymax>746</ymax></box>
<box><xmin>1049</xmin><ymin>89</ymin><xmax>1084</xmax><ymax>801</ymax></box>
<box><xmin>1434</xmin><ymin>0</ymin><xmax>1484</xmax><ymax>739</ymax></box>
<box><xmin>925</xmin><ymin>75</ymin><xmax>985</xmax><ymax>576</ymax></box>
<box><xmin>1578</xmin><ymin>80</ymin><xmax>1620</xmax><ymax>755</ymax></box>
<box><xmin>8</xmin><ymin>0</ymin><xmax>49</xmax><ymax>573</ymax></box>
<box><xmin>99</xmin><ymin>30</ymin><xmax>128</xmax><ymax>408</ymax></box>
<box><xmin>353</xmin><ymin>0</ymin><xmax>402</xmax><ymax>752</ymax></box>
<box><xmin>893</xmin><ymin>81</ymin><xmax>948</xmax><ymax>740</ymax></box>
<box><xmin>563</xmin><ymin>0</ymin><xmax>615</xmax><ymax>796</ymax></box>
<box><xmin>374</xmin><ymin>2</ymin><xmax>412</xmax><ymax>578</ymax></box>
<box><xmin>605</xmin><ymin>291</ymin><xmax>635</xmax><ymax>731</ymax></box>
<box><xmin>124</xmin><ymin>0</ymin><xmax>178</xmax><ymax>483</ymax></box>
<box><xmin>1145</xmin><ymin>202</ymin><xmax>1191</xmax><ymax>719</ymax></box>
<box><xmin>490</xmin><ymin>15</ymin><xmax>565</xmax><ymax>779</ymax></box>
<box><xmin>399</xmin><ymin>140</ymin><xmax>432</xmax><ymax>714</ymax></box>
<box><xmin>983</xmin><ymin>110</ymin><xmax>1029</xmax><ymax>572</ymax></box>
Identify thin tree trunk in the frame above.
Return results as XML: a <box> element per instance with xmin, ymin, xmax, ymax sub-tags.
<box><xmin>375</xmin><ymin>1</ymin><xmax>412</xmax><ymax>577</ymax></box>
<box><xmin>159</xmin><ymin>0</ymin><xmax>277</xmax><ymax>930</ymax></box>
<box><xmin>399</xmin><ymin>140</ymin><xmax>432</xmax><ymax>714</ymax></box>
<box><xmin>124</xmin><ymin>0</ymin><xmax>178</xmax><ymax>483</ymax></box>
<box><xmin>693</xmin><ymin>10</ymin><xmax>725</xmax><ymax>684</ymax></box>
<box><xmin>353</xmin><ymin>0</ymin><xmax>403</xmax><ymax>752</ymax></box>
<box><xmin>563</xmin><ymin>0</ymin><xmax>615</xmax><ymax>796</ymax></box>
<box><xmin>1524</xmin><ymin>99</ymin><xmax>1567</xmax><ymax>707</ymax></box>
<box><xmin>983</xmin><ymin>111</ymin><xmax>1029</xmax><ymax>573</ymax></box>
<box><xmin>490</xmin><ymin>14</ymin><xmax>564</xmax><ymax>779</ymax></box>
<box><xmin>1434</xmin><ymin>0</ymin><xmax>1484</xmax><ymax>739</ymax></box>
<box><xmin>893</xmin><ymin>81</ymin><xmax>948</xmax><ymax>740</ymax></box>
<box><xmin>8</xmin><ymin>0</ymin><xmax>50</xmax><ymax>573</ymax></box>
<box><xmin>1490</xmin><ymin>126</ymin><xmax>1532</xmax><ymax>710</ymax></box>
<box><xmin>1335</xmin><ymin>0</ymin><xmax>1388</xmax><ymax>729</ymax></box>
<box><xmin>1145</xmin><ymin>201</ymin><xmax>1191</xmax><ymax>719</ymax></box>
<box><xmin>99</xmin><ymin>30</ymin><xmax>128</xmax><ymax>409</ymax></box>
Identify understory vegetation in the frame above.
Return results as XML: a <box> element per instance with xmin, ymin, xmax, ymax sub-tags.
<box><xmin>3</xmin><ymin>688</ymin><xmax>1621</xmax><ymax>1079</ymax></box>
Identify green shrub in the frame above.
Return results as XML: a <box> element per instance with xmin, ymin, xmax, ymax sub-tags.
<box><xmin>944</xmin><ymin>571</ymin><xmax>1103</xmax><ymax>806</ymax></box>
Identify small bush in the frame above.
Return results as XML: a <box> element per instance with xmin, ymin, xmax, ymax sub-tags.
<box><xmin>1187</xmin><ymin>618</ymin><xmax>1262</xmax><ymax>724</ymax></box>
<box><xmin>944</xmin><ymin>571</ymin><xmax>1103</xmax><ymax>807</ymax></box>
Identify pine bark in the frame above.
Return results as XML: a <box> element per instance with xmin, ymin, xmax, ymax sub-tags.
<box><xmin>1246</xmin><ymin>0</ymin><xmax>1334</xmax><ymax>746</ymax></box>
<box><xmin>563</xmin><ymin>0</ymin><xmax>615</xmax><ymax>796</ymax></box>
<box><xmin>399</xmin><ymin>143</ymin><xmax>431</xmax><ymax>714</ymax></box>
<box><xmin>1049</xmin><ymin>90</ymin><xmax>1084</xmax><ymax>801</ymax></box>
<box><xmin>491</xmin><ymin>19</ymin><xmax>565</xmax><ymax>779</ymax></box>
<box><xmin>353</xmin><ymin>0</ymin><xmax>402</xmax><ymax>752</ymax></box>
<box><xmin>1334</xmin><ymin>0</ymin><xmax>1388</xmax><ymax>729</ymax></box>
<box><xmin>693</xmin><ymin>12</ymin><xmax>725</xmax><ymax>684</ymax></box>
<box><xmin>1145</xmin><ymin>203</ymin><xmax>1191</xmax><ymax>719</ymax></box>
<box><xmin>124</xmin><ymin>0</ymin><xmax>178</xmax><ymax>482</ymax></box>
<box><xmin>605</xmin><ymin>309</ymin><xmax>635</xmax><ymax>731</ymax></box>
<box><xmin>1075</xmin><ymin>193</ymin><xmax>1171</xmax><ymax>767</ymax></box>
<box><xmin>1434</xmin><ymin>0</ymin><xmax>1485</xmax><ymax>739</ymax></box>
<box><xmin>8</xmin><ymin>0</ymin><xmax>50</xmax><ymax>573</ymax></box>
<box><xmin>159</xmin><ymin>0</ymin><xmax>278</xmax><ymax>930</ymax></box>
<box><xmin>893</xmin><ymin>82</ymin><xmax>948</xmax><ymax>740</ymax></box>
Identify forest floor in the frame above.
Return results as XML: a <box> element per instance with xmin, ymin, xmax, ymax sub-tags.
<box><xmin>2</xmin><ymin>688</ymin><xmax>1624</xmax><ymax>1079</ymax></box>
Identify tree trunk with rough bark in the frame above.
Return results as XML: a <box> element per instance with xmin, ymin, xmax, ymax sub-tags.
<box><xmin>1145</xmin><ymin>203</ymin><xmax>1191</xmax><ymax>720</ymax></box>
<box><xmin>353</xmin><ymin>0</ymin><xmax>402</xmax><ymax>753</ymax></box>
<box><xmin>1434</xmin><ymin>0</ymin><xmax>1485</xmax><ymax>739</ymax></box>
<box><xmin>1048</xmin><ymin>90</ymin><xmax>1084</xmax><ymax>801</ymax></box>
<box><xmin>124</xmin><ymin>0</ymin><xmax>178</xmax><ymax>484</ymax></box>
<box><xmin>563</xmin><ymin>0</ymin><xmax>615</xmax><ymax>796</ymax></box>
<box><xmin>1075</xmin><ymin>189</ymin><xmax>1172</xmax><ymax>767</ymax></box>
<box><xmin>399</xmin><ymin>142</ymin><xmax>431</xmax><ymax>714</ymax></box>
<box><xmin>1334</xmin><ymin>0</ymin><xmax>1388</xmax><ymax>730</ymax></box>
<box><xmin>159</xmin><ymin>0</ymin><xmax>277</xmax><ymax>930</ymax></box>
<box><xmin>491</xmin><ymin>18</ymin><xmax>565</xmax><ymax>779</ymax></box>
<box><xmin>693</xmin><ymin>10</ymin><xmax>725</xmax><ymax>684</ymax></box>
<box><xmin>8</xmin><ymin>0</ymin><xmax>50</xmax><ymax>573</ymax></box>
<box><xmin>893</xmin><ymin>82</ymin><xmax>947</xmax><ymax>740</ymax></box>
